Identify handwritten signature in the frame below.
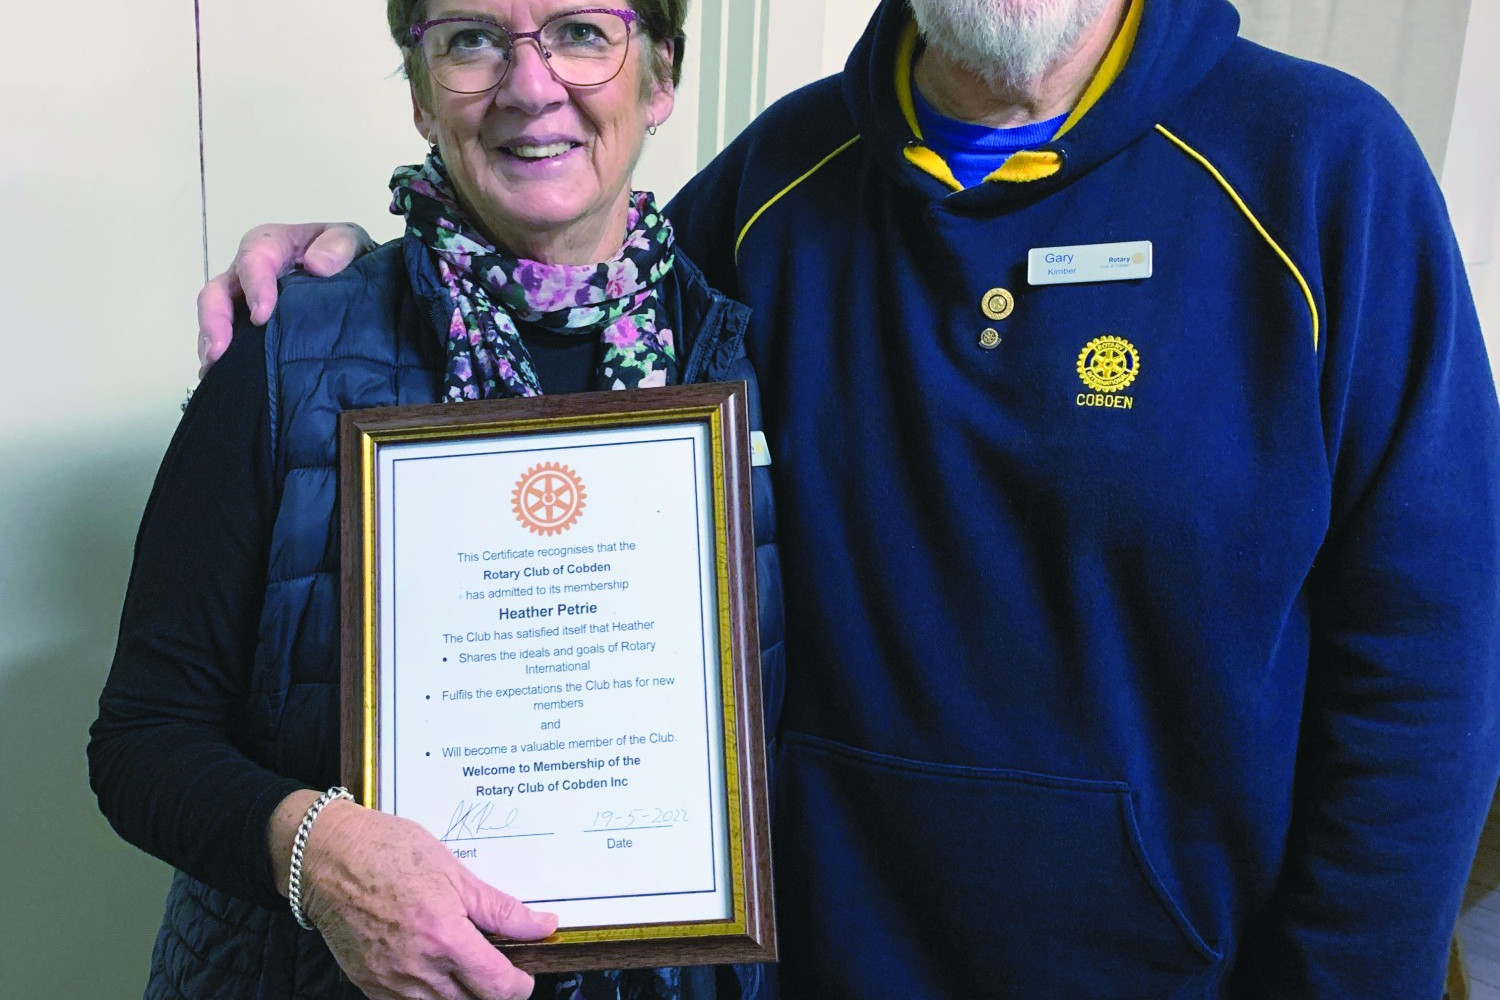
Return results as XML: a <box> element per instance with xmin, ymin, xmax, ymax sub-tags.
<box><xmin>442</xmin><ymin>801</ymin><xmax>520</xmax><ymax>842</ymax></box>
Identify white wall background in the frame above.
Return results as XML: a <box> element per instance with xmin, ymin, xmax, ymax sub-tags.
<box><xmin>1443</xmin><ymin>0</ymin><xmax>1500</xmax><ymax>369</ymax></box>
<box><xmin>0</xmin><ymin>4</ymin><xmax>204</xmax><ymax>995</ymax></box>
<box><xmin>1</xmin><ymin>0</ymin><xmax>1494</xmax><ymax>995</ymax></box>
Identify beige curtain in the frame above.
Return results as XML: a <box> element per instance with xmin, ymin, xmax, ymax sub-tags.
<box><xmin>695</xmin><ymin>0</ymin><xmax>774</xmax><ymax>166</ymax></box>
<box><xmin>1231</xmin><ymin>0</ymin><xmax>1473</xmax><ymax>171</ymax></box>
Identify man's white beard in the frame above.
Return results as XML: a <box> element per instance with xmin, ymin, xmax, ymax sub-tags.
<box><xmin>908</xmin><ymin>0</ymin><xmax>1111</xmax><ymax>88</ymax></box>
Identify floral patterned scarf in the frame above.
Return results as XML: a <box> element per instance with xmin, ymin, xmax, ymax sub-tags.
<box><xmin>390</xmin><ymin>153</ymin><xmax>679</xmax><ymax>401</ymax></box>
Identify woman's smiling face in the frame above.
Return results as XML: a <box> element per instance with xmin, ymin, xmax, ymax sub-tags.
<box><xmin>411</xmin><ymin>1</ymin><xmax>674</xmax><ymax>264</ymax></box>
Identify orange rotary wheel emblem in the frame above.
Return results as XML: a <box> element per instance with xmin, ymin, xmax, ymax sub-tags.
<box><xmin>512</xmin><ymin>462</ymin><xmax>586</xmax><ymax>536</ymax></box>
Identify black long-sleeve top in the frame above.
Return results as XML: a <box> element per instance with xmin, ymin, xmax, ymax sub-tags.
<box><xmin>89</xmin><ymin>322</ymin><xmax>596</xmax><ymax>908</ymax></box>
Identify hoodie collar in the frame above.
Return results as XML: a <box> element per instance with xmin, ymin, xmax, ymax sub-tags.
<box><xmin>896</xmin><ymin>0</ymin><xmax>1144</xmax><ymax>190</ymax></box>
<box><xmin>846</xmin><ymin>0</ymin><xmax>1240</xmax><ymax>206</ymax></box>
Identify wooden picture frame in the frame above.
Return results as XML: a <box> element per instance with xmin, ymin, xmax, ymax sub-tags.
<box><xmin>339</xmin><ymin>383</ymin><xmax>775</xmax><ymax>972</ymax></box>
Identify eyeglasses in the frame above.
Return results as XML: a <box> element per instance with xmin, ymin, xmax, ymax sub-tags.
<box><xmin>410</xmin><ymin>8</ymin><xmax>639</xmax><ymax>92</ymax></box>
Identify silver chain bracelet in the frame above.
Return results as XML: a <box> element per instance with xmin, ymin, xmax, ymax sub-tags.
<box><xmin>289</xmin><ymin>786</ymin><xmax>353</xmax><ymax>930</ymax></box>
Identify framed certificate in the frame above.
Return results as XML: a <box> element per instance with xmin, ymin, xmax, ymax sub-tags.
<box><xmin>338</xmin><ymin>383</ymin><xmax>775</xmax><ymax>972</ymax></box>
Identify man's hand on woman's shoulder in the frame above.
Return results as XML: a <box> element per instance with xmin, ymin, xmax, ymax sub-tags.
<box><xmin>196</xmin><ymin>222</ymin><xmax>375</xmax><ymax>376</ymax></box>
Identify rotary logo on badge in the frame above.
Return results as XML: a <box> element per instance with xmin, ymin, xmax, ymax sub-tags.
<box><xmin>1077</xmin><ymin>336</ymin><xmax>1141</xmax><ymax>393</ymax></box>
<box><xmin>512</xmin><ymin>462</ymin><xmax>587</xmax><ymax>536</ymax></box>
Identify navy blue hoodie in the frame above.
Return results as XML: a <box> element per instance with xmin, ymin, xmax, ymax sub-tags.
<box><xmin>667</xmin><ymin>0</ymin><xmax>1500</xmax><ymax>996</ymax></box>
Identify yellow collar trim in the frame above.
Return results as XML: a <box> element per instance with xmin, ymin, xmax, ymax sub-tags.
<box><xmin>896</xmin><ymin>0</ymin><xmax>1143</xmax><ymax>188</ymax></box>
<box><xmin>903</xmin><ymin>145</ymin><xmax>963</xmax><ymax>192</ymax></box>
<box><xmin>896</xmin><ymin>21</ymin><xmax>925</xmax><ymax>140</ymax></box>
<box><xmin>986</xmin><ymin>150</ymin><xmax>1065</xmax><ymax>184</ymax></box>
<box><xmin>897</xmin><ymin>22</ymin><xmax>962</xmax><ymax>190</ymax></box>
<box><xmin>1055</xmin><ymin>0</ymin><xmax>1143</xmax><ymax>141</ymax></box>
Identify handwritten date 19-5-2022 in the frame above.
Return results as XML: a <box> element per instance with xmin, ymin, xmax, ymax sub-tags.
<box><xmin>589</xmin><ymin>808</ymin><xmax>688</xmax><ymax>832</ymax></box>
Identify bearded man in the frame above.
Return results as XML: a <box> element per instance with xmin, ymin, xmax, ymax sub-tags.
<box><xmin>198</xmin><ymin>0</ymin><xmax>1500</xmax><ymax>996</ymax></box>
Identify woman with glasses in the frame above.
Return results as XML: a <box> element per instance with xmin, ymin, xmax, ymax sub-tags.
<box><xmin>87</xmin><ymin>3</ymin><xmax>780</xmax><ymax>999</ymax></box>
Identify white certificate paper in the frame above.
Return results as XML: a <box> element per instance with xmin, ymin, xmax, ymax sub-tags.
<box><xmin>374</xmin><ymin>421</ymin><xmax>732</xmax><ymax>929</ymax></box>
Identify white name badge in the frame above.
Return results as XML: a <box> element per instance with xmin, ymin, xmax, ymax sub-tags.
<box><xmin>750</xmin><ymin>431</ymin><xmax>772</xmax><ymax>468</ymax></box>
<box><xmin>1028</xmin><ymin>240</ymin><xmax>1153</xmax><ymax>286</ymax></box>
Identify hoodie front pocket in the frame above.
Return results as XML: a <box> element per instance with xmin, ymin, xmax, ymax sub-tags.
<box><xmin>773</xmin><ymin>733</ymin><xmax>1220</xmax><ymax>999</ymax></box>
